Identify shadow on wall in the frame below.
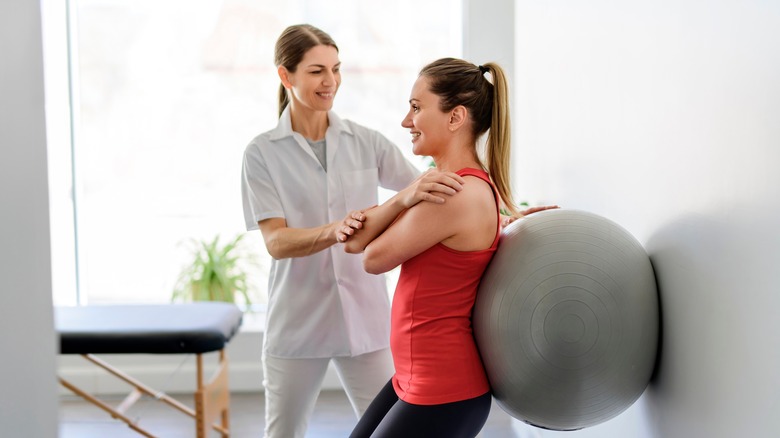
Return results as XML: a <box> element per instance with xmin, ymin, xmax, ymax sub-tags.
<box><xmin>642</xmin><ymin>207</ymin><xmax>780</xmax><ymax>438</ymax></box>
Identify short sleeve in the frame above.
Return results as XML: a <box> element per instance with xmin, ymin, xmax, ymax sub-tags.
<box><xmin>372</xmin><ymin>131</ymin><xmax>421</xmax><ymax>191</ymax></box>
<box><xmin>241</xmin><ymin>142</ymin><xmax>284</xmax><ymax>231</ymax></box>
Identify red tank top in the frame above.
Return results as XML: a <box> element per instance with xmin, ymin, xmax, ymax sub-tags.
<box><xmin>390</xmin><ymin>168</ymin><xmax>499</xmax><ymax>405</ymax></box>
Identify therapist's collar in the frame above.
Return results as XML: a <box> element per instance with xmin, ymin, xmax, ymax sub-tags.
<box><xmin>269</xmin><ymin>106</ymin><xmax>353</xmax><ymax>141</ymax></box>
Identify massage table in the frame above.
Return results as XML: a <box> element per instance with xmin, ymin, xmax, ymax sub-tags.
<box><xmin>56</xmin><ymin>302</ymin><xmax>243</xmax><ymax>438</ymax></box>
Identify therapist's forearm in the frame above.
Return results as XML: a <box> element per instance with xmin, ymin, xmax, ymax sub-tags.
<box><xmin>264</xmin><ymin>222</ymin><xmax>339</xmax><ymax>259</ymax></box>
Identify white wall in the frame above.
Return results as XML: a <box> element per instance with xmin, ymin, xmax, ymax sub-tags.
<box><xmin>512</xmin><ymin>1</ymin><xmax>780</xmax><ymax>437</ymax></box>
<box><xmin>463</xmin><ymin>0</ymin><xmax>515</xmax><ymax>81</ymax></box>
<box><xmin>0</xmin><ymin>0</ymin><xmax>59</xmax><ymax>436</ymax></box>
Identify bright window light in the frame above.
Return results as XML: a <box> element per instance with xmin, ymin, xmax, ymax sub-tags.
<box><xmin>46</xmin><ymin>0</ymin><xmax>462</xmax><ymax>307</ymax></box>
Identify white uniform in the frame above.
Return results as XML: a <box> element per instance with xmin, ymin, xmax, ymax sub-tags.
<box><xmin>241</xmin><ymin>107</ymin><xmax>419</xmax><ymax>437</ymax></box>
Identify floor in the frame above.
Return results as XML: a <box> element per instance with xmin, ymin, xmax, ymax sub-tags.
<box><xmin>59</xmin><ymin>390</ymin><xmax>518</xmax><ymax>437</ymax></box>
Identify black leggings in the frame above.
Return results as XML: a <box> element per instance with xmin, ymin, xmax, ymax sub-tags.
<box><xmin>350</xmin><ymin>379</ymin><xmax>492</xmax><ymax>438</ymax></box>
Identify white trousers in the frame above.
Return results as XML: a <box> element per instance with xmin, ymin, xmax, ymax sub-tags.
<box><xmin>262</xmin><ymin>348</ymin><xmax>394</xmax><ymax>438</ymax></box>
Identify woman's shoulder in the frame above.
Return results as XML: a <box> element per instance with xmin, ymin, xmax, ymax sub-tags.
<box><xmin>409</xmin><ymin>174</ymin><xmax>490</xmax><ymax>220</ymax></box>
<box><xmin>456</xmin><ymin>167</ymin><xmax>489</xmax><ymax>180</ymax></box>
<box><xmin>446</xmin><ymin>174</ymin><xmax>496</xmax><ymax>223</ymax></box>
<box><xmin>459</xmin><ymin>174</ymin><xmax>495</xmax><ymax>202</ymax></box>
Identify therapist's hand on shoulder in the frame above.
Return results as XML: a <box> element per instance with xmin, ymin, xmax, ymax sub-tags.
<box><xmin>397</xmin><ymin>169</ymin><xmax>466</xmax><ymax>209</ymax></box>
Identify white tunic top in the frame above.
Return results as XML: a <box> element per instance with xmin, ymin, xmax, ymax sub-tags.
<box><xmin>241</xmin><ymin>107</ymin><xmax>419</xmax><ymax>358</ymax></box>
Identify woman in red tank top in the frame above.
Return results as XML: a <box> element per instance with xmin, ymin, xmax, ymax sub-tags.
<box><xmin>341</xmin><ymin>58</ymin><xmax>553</xmax><ymax>438</ymax></box>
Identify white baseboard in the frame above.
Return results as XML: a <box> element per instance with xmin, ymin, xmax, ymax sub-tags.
<box><xmin>57</xmin><ymin>329</ymin><xmax>343</xmax><ymax>396</ymax></box>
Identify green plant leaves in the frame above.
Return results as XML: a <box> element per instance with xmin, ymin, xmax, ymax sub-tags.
<box><xmin>172</xmin><ymin>234</ymin><xmax>253</xmax><ymax>308</ymax></box>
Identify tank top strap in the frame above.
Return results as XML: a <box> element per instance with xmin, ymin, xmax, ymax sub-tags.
<box><xmin>455</xmin><ymin>168</ymin><xmax>501</xmax><ymax>248</ymax></box>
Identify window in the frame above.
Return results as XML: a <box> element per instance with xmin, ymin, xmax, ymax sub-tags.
<box><xmin>46</xmin><ymin>0</ymin><xmax>462</xmax><ymax>307</ymax></box>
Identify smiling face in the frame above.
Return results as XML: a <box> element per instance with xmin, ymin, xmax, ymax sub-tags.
<box><xmin>280</xmin><ymin>44</ymin><xmax>341</xmax><ymax>113</ymax></box>
<box><xmin>401</xmin><ymin>76</ymin><xmax>452</xmax><ymax>157</ymax></box>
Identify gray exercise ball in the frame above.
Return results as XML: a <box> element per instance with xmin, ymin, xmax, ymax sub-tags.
<box><xmin>474</xmin><ymin>209</ymin><xmax>659</xmax><ymax>431</ymax></box>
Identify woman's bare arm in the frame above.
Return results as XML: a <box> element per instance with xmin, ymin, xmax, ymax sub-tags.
<box><xmin>341</xmin><ymin>169</ymin><xmax>466</xmax><ymax>253</ymax></box>
<box><xmin>359</xmin><ymin>176</ymin><xmax>495</xmax><ymax>274</ymax></box>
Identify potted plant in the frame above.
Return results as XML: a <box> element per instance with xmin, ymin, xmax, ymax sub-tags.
<box><xmin>172</xmin><ymin>234</ymin><xmax>253</xmax><ymax>307</ymax></box>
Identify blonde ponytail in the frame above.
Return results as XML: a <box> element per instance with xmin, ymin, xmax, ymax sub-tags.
<box><xmin>481</xmin><ymin>63</ymin><xmax>518</xmax><ymax>216</ymax></box>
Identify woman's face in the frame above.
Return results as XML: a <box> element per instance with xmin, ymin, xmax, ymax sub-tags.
<box><xmin>283</xmin><ymin>44</ymin><xmax>341</xmax><ymax>112</ymax></box>
<box><xmin>401</xmin><ymin>76</ymin><xmax>450</xmax><ymax>157</ymax></box>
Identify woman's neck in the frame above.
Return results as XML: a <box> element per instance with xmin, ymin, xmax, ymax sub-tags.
<box><xmin>432</xmin><ymin>140</ymin><xmax>482</xmax><ymax>173</ymax></box>
<box><xmin>289</xmin><ymin>103</ymin><xmax>329</xmax><ymax>141</ymax></box>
